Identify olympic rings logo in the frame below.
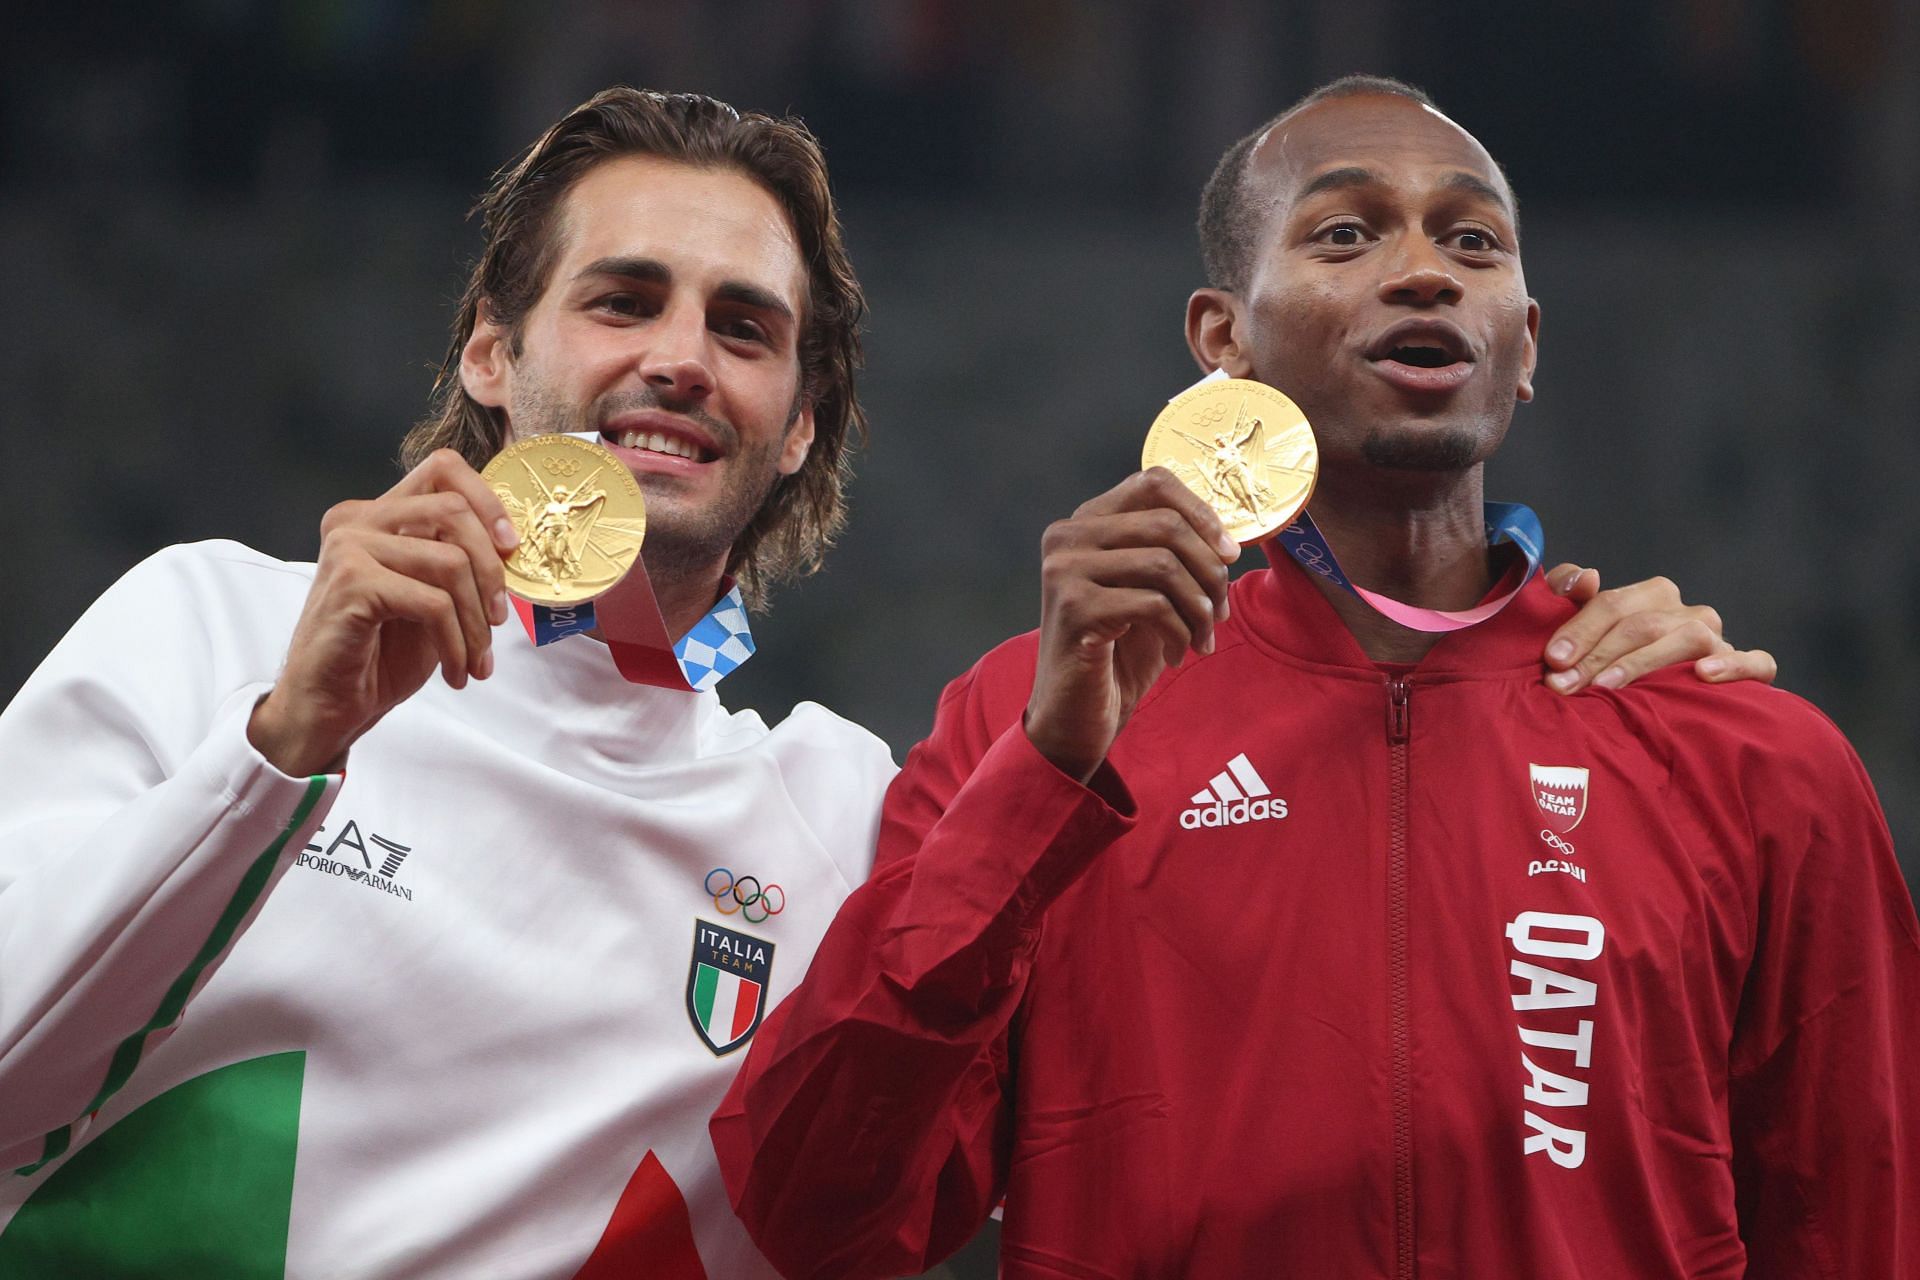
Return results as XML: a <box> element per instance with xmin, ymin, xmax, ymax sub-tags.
<box><xmin>1293</xmin><ymin>541</ymin><xmax>1337</xmax><ymax>578</ymax></box>
<box><xmin>542</xmin><ymin>456</ymin><xmax>582</xmax><ymax>477</ymax></box>
<box><xmin>1538</xmin><ymin>830</ymin><xmax>1576</xmax><ymax>857</ymax></box>
<box><xmin>705</xmin><ymin>867</ymin><xmax>786</xmax><ymax>924</ymax></box>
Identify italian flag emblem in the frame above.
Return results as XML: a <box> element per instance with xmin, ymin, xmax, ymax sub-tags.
<box><xmin>686</xmin><ymin>919</ymin><xmax>774</xmax><ymax>1056</ymax></box>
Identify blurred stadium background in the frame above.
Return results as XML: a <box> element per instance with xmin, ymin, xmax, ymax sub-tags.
<box><xmin>4</xmin><ymin>4</ymin><xmax>1915</xmax><ymax>1273</ymax></box>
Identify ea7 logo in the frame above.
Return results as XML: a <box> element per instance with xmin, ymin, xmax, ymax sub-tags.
<box><xmin>296</xmin><ymin>818</ymin><xmax>416</xmax><ymax>902</ymax></box>
<box><xmin>1529</xmin><ymin>764</ymin><xmax>1589</xmax><ymax>834</ymax></box>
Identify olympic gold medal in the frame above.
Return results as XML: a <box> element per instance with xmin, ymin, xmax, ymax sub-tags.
<box><xmin>1142</xmin><ymin>377</ymin><xmax>1319</xmax><ymax>544</ymax></box>
<box><xmin>481</xmin><ymin>435</ymin><xmax>647</xmax><ymax>608</ymax></box>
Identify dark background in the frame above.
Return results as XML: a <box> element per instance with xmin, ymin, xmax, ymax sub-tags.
<box><xmin>4</xmin><ymin>4</ymin><xmax>1915</xmax><ymax>1273</ymax></box>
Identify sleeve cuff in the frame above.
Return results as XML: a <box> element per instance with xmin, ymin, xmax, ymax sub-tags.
<box><xmin>187</xmin><ymin>684</ymin><xmax>344</xmax><ymax>819</ymax></box>
<box><xmin>937</xmin><ymin>724</ymin><xmax>1139</xmax><ymax>931</ymax></box>
<box><xmin>1003</xmin><ymin>724</ymin><xmax>1138</xmax><ymax>820</ymax></box>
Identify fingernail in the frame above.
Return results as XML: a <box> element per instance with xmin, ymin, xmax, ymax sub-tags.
<box><xmin>1594</xmin><ymin>667</ymin><xmax>1626</xmax><ymax>690</ymax></box>
<box><xmin>1200</xmin><ymin>632</ymin><xmax>1215</xmax><ymax>656</ymax></box>
<box><xmin>1219</xmin><ymin>596</ymin><xmax>1232</xmax><ymax>623</ymax></box>
<box><xmin>477</xmin><ymin>648</ymin><xmax>495</xmax><ymax>680</ymax></box>
<box><xmin>494</xmin><ymin>518</ymin><xmax>519</xmax><ymax>548</ymax></box>
<box><xmin>1698</xmin><ymin>657</ymin><xmax>1725</xmax><ymax>678</ymax></box>
<box><xmin>1216</xmin><ymin>535</ymin><xmax>1238</xmax><ymax>559</ymax></box>
<box><xmin>1548</xmin><ymin>670</ymin><xmax>1580</xmax><ymax>692</ymax></box>
<box><xmin>492</xmin><ymin>591</ymin><xmax>510</xmax><ymax>624</ymax></box>
<box><xmin>1554</xmin><ymin>568</ymin><xmax>1580</xmax><ymax>594</ymax></box>
<box><xmin>1547</xmin><ymin>639</ymin><xmax>1574</xmax><ymax>664</ymax></box>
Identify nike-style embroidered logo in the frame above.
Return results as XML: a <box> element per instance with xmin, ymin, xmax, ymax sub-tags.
<box><xmin>1180</xmin><ymin>753</ymin><xmax>1289</xmax><ymax>829</ymax></box>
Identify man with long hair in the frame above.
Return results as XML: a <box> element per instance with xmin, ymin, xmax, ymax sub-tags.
<box><xmin>0</xmin><ymin>88</ymin><xmax>889</xmax><ymax>1278</ymax></box>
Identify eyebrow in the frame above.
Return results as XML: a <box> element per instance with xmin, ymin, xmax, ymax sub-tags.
<box><xmin>1438</xmin><ymin>170</ymin><xmax>1514</xmax><ymax>216</ymax></box>
<box><xmin>713</xmin><ymin>280</ymin><xmax>795</xmax><ymax>323</ymax></box>
<box><xmin>576</xmin><ymin>256</ymin><xmax>670</xmax><ymax>287</ymax></box>
<box><xmin>1294</xmin><ymin>166</ymin><xmax>1515</xmax><ymax>219</ymax></box>
<box><xmin>573</xmin><ymin>256</ymin><xmax>796</xmax><ymax>323</ymax></box>
<box><xmin>1295</xmin><ymin>166</ymin><xmax>1378</xmax><ymax>202</ymax></box>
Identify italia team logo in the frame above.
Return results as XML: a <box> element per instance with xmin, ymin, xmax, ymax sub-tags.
<box><xmin>1529</xmin><ymin>764</ymin><xmax>1590</xmax><ymax>833</ymax></box>
<box><xmin>686</xmin><ymin>919</ymin><xmax>774</xmax><ymax>1056</ymax></box>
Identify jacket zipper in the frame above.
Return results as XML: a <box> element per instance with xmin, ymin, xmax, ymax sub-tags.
<box><xmin>1386</xmin><ymin>677</ymin><xmax>1414</xmax><ymax>1278</ymax></box>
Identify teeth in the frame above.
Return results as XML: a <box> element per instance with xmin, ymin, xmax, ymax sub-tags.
<box><xmin>616</xmin><ymin>429</ymin><xmax>700</xmax><ymax>460</ymax></box>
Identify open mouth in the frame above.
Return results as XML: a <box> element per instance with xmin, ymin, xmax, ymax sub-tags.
<box><xmin>1366</xmin><ymin>321</ymin><xmax>1474</xmax><ymax>367</ymax></box>
<box><xmin>603</xmin><ymin>428</ymin><xmax>717</xmax><ymax>463</ymax></box>
<box><xmin>1383</xmin><ymin>344</ymin><xmax>1458</xmax><ymax>369</ymax></box>
<box><xmin>1364</xmin><ymin>322</ymin><xmax>1477</xmax><ymax>393</ymax></box>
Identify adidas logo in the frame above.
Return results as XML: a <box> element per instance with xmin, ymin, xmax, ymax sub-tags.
<box><xmin>1179</xmin><ymin>753</ymin><xmax>1288</xmax><ymax>829</ymax></box>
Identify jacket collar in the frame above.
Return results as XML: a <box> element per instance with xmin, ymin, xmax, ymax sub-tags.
<box><xmin>1228</xmin><ymin>545</ymin><xmax>1578</xmax><ymax>678</ymax></box>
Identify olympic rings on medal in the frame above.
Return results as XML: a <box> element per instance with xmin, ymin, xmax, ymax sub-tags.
<box><xmin>704</xmin><ymin>867</ymin><xmax>786</xmax><ymax>924</ymax></box>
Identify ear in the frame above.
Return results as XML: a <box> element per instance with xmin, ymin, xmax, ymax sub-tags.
<box><xmin>1186</xmin><ymin>288</ymin><xmax>1253</xmax><ymax>378</ymax></box>
<box><xmin>460</xmin><ymin>309</ymin><xmax>513</xmax><ymax>411</ymax></box>
<box><xmin>777</xmin><ymin>400</ymin><xmax>815</xmax><ymax>476</ymax></box>
<box><xmin>1515</xmin><ymin>298</ymin><xmax>1540</xmax><ymax>403</ymax></box>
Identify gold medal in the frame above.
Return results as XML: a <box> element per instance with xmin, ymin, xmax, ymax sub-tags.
<box><xmin>1142</xmin><ymin>377</ymin><xmax>1319</xmax><ymax>544</ymax></box>
<box><xmin>481</xmin><ymin>435</ymin><xmax>647</xmax><ymax>607</ymax></box>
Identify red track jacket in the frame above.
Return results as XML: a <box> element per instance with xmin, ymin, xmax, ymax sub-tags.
<box><xmin>714</xmin><ymin>559</ymin><xmax>1920</xmax><ymax>1279</ymax></box>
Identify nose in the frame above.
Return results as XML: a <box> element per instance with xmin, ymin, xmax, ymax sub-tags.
<box><xmin>1377</xmin><ymin>238</ymin><xmax>1463</xmax><ymax>307</ymax></box>
<box><xmin>638</xmin><ymin>302</ymin><xmax>715</xmax><ymax>404</ymax></box>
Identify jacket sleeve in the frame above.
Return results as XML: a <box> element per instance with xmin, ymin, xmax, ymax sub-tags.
<box><xmin>711</xmin><ymin>646</ymin><xmax>1136</xmax><ymax>1280</ymax></box>
<box><xmin>0</xmin><ymin>546</ymin><xmax>339</xmax><ymax>1173</ymax></box>
<box><xmin>1728</xmin><ymin>716</ymin><xmax>1920</xmax><ymax>1277</ymax></box>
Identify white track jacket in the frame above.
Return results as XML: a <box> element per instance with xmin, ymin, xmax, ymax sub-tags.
<box><xmin>0</xmin><ymin>540</ymin><xmax>894</xmax><ymax>1278</ymax></box>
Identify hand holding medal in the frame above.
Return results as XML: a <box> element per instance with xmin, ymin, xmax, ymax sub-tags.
<box><xmin>1146</xmin><ymin>371</ymin><xmax>1544</xmax><ymax>633</ymax></box>
<box><xmin>248</xmin><ymin>448</ymin><xmax>522</xmax><ymax>777</ymax></box>
<box><xmin>1141</xmin><ymin>375</ymin><xmax>1319</xmax><ymax>543</ymax></box>
<box><xmin>1025</xmin><ymin>367</ymin><xmax>1541</xmax><ymax>783</ymax></box>
<box><xmin>1021</xmin><ymin>382</ymin><xmax>1275</xmax><ymax>783</ymax></box>
<box><xmin>483</xmin><ymin>433</ymin><xmax>753</xmax><ymax>691</ymax></box>
<box><xmin>481</xmin><ymin>434</ymin><xmax>647</xmax><ymax>607</ymax></box>
<box><xmin>251</xmin><ymin>431</ymin><xmax>733</xmax><ymax>778</ymax></box>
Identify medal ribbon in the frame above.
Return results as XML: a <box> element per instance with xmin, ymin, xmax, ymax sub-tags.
<box><xmin>1267</xmin><ymin>502</ymin><xmax>1544</xmax><ymax>632</ymax></box>
<box><xmin>1167</xmin><ymin>370</ymin><xmax>1544</xmax><ymax>632</ymax></box>
<box><xmin>505</xmin><ymin>430</ymin><xmax>755</xmax><ymax>690</ymax></box>
<box><xmin>511</xmin><ymin>570</ymin><xmax>755</xmax><ymax>690</ymax></box>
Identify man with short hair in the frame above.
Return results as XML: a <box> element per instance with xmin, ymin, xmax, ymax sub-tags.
<box><xmin>714</xmin><ymin>76</ymin><xmax>1919</xmax><ymax>1278</ymax></box>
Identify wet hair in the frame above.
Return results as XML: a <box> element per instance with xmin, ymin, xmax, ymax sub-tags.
<box><xmin>1197</xmin><ymin>74</ymin><xmax>1443</xmax><ymax>292</ymax></box>
<box><xmin>401</xmin><ymin>87</ymin><xmax>867</xmax><ymax>609</ymax></box>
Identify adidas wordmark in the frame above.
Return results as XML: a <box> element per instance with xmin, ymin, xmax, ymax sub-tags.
<box><xmin>1180</xmin><ymin>753</ymin><xmax>1289</xmax><ymax>829</ymax></box>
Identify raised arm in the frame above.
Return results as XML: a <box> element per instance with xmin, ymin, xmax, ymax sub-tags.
<box><xmin>0</xmin><ymin>544</ymin><xmax>340</xmax><ymax>1172</ymax></box>
<box><xmin>0</xmin><ymin>450</ymin><xmax>516</xmax><ymax>1173</ymax></box>
<box><xmin>714</xmin><ymin>469</ymin><xmax>1230</xmax><ymax>1277</ymax></box>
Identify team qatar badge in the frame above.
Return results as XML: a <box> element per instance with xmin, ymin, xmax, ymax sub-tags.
<box><xmin>1529</xmin><ymin>764</ymin><xmax>1591</xmax><ymax>834</ymax></box>
<box><xmin>686</xmin><ymin>919</ymin><xmax>774</xmax><ymax>1056</ymax></box>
